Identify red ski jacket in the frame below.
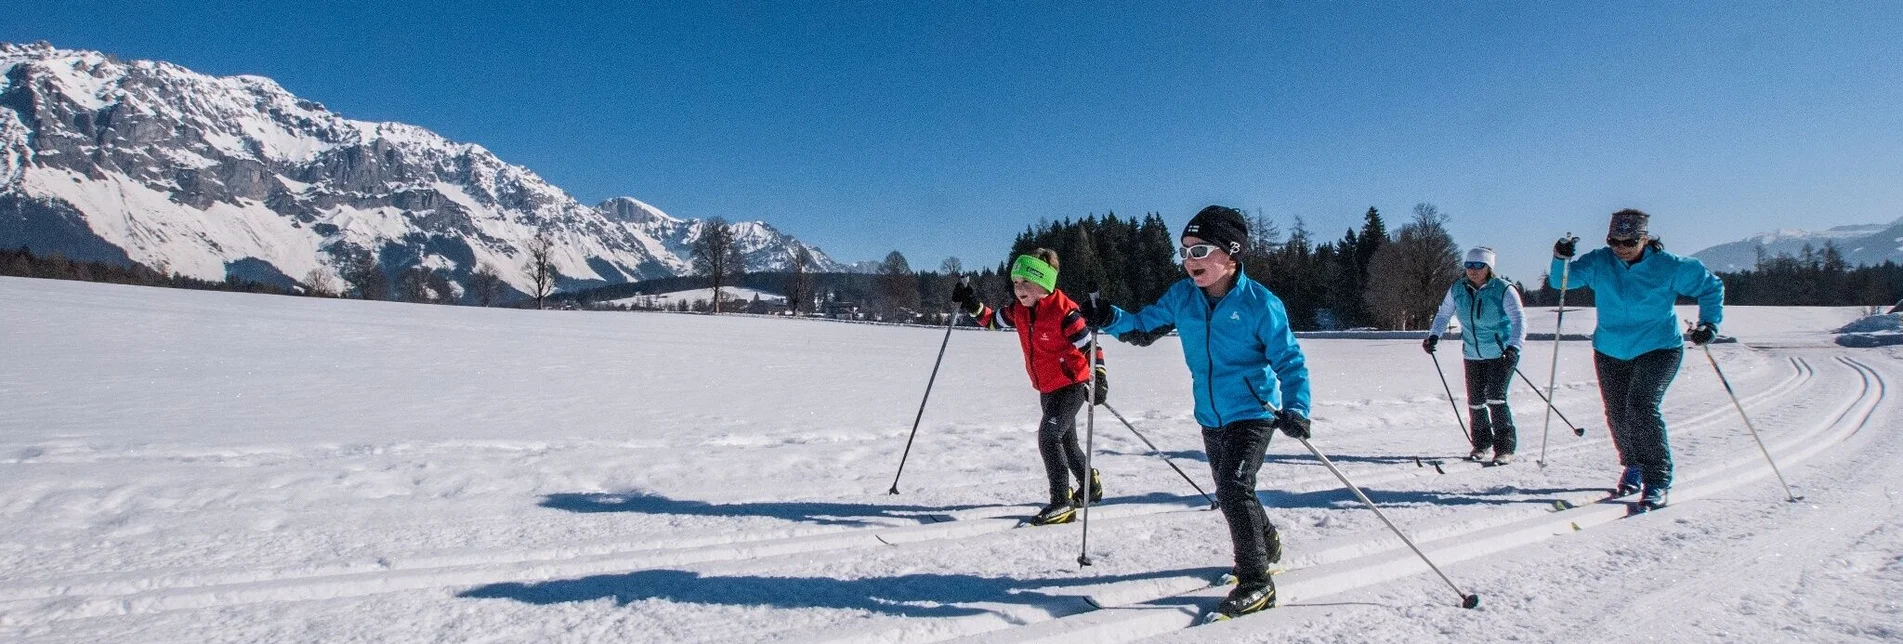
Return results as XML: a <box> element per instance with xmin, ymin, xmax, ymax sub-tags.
<box><xmin>973</xmin><ymin>289</ymin><xmax>1104</xmax><ymax>393</ymax></box>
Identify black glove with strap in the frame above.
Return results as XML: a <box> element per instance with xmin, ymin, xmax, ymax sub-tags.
<box><xmin>950</xmin><ymin>281</ymin><xmax>980</xmax><ymax>315</ymax></box>
<box><xmin>1554</xmin><ymin>236</ymin><xmax>1578</xmax><ymax>259</ymax></box>
<box><xmin>1117</xmin><ymin>324</ymin><xmax>1174</xmax><ymax>347</ymax></box>
<box><xmin>1090</xmin><ymin>367</ymin><xmax>1108</xmax><ymax>406</ymax></box>
<box><xmin>1422</xmin><ymin>334</ymin><xmax>1440</xmax><ymax>354</ymax></box>
<box><xmin>1274</xmin><ymin>409</ymin><xmax>1311</xmax><ymax>440</ymax></box>
<box><xmin>1080</xmin><ymin>298</ymin><xmax>1115</xmax><ymax>329</ymax></box>
<box><xmin>1502</xmin><ymin>345</ymin><xmax>1520</xmax><ymax>363</ymax></box>
<box><xmin>1688</xmin><ymin>322</ymin><xmax>1717</xmax><ymax>346</ymax></box>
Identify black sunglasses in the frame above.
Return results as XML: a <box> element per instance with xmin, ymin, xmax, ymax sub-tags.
<box><xmin>1607</xmin><ymin>237</ymin><xmax>1643</xmax><ymax>248</ymax></box>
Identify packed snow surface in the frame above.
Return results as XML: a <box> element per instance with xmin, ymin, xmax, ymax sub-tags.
<box><xmin>2</xmin><ymin>276</ymin><xmax>1899</xmax><ymax>643</ymax></box>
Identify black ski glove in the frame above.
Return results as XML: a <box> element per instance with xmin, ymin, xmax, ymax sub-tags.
<box><xmin>1422</xmin><ymin>335</ymin><xmax>1439</xmax><ymax>354</ymax></box>
<box><xmin>1117</xmin><ymin>324</ymin><xmax>1174</xmax><ymax>347</ymax></box>
<box><xmin>1553</xmin><ymin>236</ymin><xmax>1577</xmax><ymax>259</ymax></box>
<box><xmin>1091</xmin><ymin>367</ymin><xmax>1108</xmax><ymax>406</ymax></box>
<box><xmin>1080</xmin><ymin>298</ymin><xmax>1115</xmax><ymax>329</ymax></box>
<box><xmin>1502</xmin><ymin>345</ymin><xmax>1520</xmax><ymax>363</ymax></box>
<box><xmin>1688</xmin><ymin>322</ymin><xmax>1717</xmax><ymax>346</ymax></box>
<box><xmin>1274</xmin><ymin>409</ymin><xmax>1311</xmax><ymax>440</ymax></box>
<box><xmin>950</xmin><ymin>281</ymin><xmax>975</xmax><ymax>307</ymax></box>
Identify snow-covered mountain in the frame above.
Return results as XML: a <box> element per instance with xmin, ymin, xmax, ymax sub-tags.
<box><xmin>0</xmin><ymin>42</ymin><xmax>844</xmax><ymax>299</ymax></box>
<box><xmin>1691</xmin><ymin>218</ymin><xmax>1903</xmax><ymax>272</ymax></box>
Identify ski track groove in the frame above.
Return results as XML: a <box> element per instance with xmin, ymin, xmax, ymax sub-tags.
<box><xmin>914</xmin><ymin>354</ymin><xmax>1885</xmax><ymax>644</ymax></box>
<box><xmin>0</xmin><ymin>352</ymin><xmax>1845</xmax><ymax>635</ymax></box>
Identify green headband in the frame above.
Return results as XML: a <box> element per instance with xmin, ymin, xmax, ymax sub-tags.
<box><xmin>1010</xmin><ymin>255</ymin><xmax>1058</xmax><ymax>293</ymax></box>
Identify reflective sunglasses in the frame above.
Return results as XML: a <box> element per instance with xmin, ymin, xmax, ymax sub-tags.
<box><xmin>1179</xmin><ymin>244</ymin><xmax>1221</xmax><ymax>260</ymax></box>
<box><xmin>1606</xmin><ymin>237</ymin><xmax>1643</xmax><ymax>248</ymax></box>
<box><xmin>1463</xmin><ymin>261</ymin><xmax>1490</xmax><ymax>270</ymax></box>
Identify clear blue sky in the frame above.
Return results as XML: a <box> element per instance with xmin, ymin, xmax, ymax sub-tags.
<box><xmin>7</xmin><ymin>2</ymin><xmax>1902</xmax><ymax>282</ymax></box>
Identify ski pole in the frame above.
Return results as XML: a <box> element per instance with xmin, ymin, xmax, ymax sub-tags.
<box><xmin>1499</xmin><ymin>338</ymin><xmax>1585</xmax><ymax>437</ymax></box>
<box><xmin>1509</xmin><ymin>365</ymin><xmax>1585</xmax><ymax>437</ymax></box>
<box><xmin>1426</xmin><ymin>341</ymin><xmax>1474</xmax><ymax>445</ymax></box>
<box><xmin>888</xmin><ymin>277</ymin><xmax>966</xmax><ymax>495</ymax></box>
<box><xmin>1102</xmin><ymin>403</ymin><xmax>1216</xmax><ymax>508</ymax></box>
<box><xmin>1700</xmin><ymin>340</ymin><xmax>1801</xmax><ymax>502</ymax></box>
<box><xmin>1297</xmin><ymin>436</ymin><xmax>1481</xmax><ymax>609</ymax></box>
<box><xmin>1078</xmin><ymin>293</ymin><xmax>1101</xmax><ymax>567</ymax></box>
<box><xmin>1538</xmin><ymin>234</ymin><xmax>1578</xmax><ymax>468</ymax></box>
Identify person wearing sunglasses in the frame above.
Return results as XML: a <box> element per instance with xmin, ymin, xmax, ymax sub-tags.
<box><xmin>1550</xmin><ymin>209</ymin><xmax>1725</xmax><ymax>512</ymax></box>
<box><xmin>951</xmin><ymin>249</ymin><xmax>1107</xmax><ymax>526</ymax></box>
<box><xmin>1423</xmin><ymin>246</ymin><xmax>1527</xmax><ymax>465</ymax></box>
<box><xmin>1079</xmin><ymin>205</ymin><xmax>1310</xmax><ymax>619</ymax></box>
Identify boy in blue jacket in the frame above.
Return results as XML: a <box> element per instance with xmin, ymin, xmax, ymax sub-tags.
<box><xmin>1082</xmin><ymin>205</ymin><xmax>1311</xmax><ymax>619</ymax></box>
<box><xmin>1550</xmin><ymin>209</ymin><xmax>1724</xmax><ymax>511</ymax></box>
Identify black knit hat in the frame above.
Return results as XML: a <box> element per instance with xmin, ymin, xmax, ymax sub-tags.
<box><xmin>1183</xmin><ymin>205</ymin><xmax>1248</xmax><ymax>256</ymax></box>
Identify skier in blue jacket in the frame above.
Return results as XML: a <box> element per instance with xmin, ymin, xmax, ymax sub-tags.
<box><xmin>1424</xmin><ymin>246</ymin><xmax>1527</xmax><ymax>465</ymax></box>
<box><xmin>1081</xmin><ymin>205</ymin><xmax>1311</xmax><ymax>619</ymax></box>
<box><xmin>1550</xmin><ymin>209</ymin><xmax>1724</xmax><ymax>512</ymax></box>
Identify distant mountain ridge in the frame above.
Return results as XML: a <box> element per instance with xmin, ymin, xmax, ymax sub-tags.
<box><xmin>1691</xmin><ymin>218</ymin><xmax>1903</xmax><ymax>272</ymax></box>
<box><xmin>0</xmin><ymin>42</ymin><xmax>847</xmax><ymax>300</ymax></box>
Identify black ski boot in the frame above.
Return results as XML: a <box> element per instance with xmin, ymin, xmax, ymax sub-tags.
<box><xmin>1069</xmin><ymin>469</ymin><xmax>1103</xmax><ymax>505</ymax></box>
<box><xmin>1636</xmin><ymin>486</ymin><xmax>1669</xmax><ymax>512</ymax></box>
<box><xmin>1615</xmin><ymin>466</ymin><xmax>1642</xmax><ymax>497</ymax></box>
<box><xmin>1028</xmin><ymin>500</ymin><xmax>1077</xmax><ymax>526</ymax></box>
<box><xmin>1216</xmin><ymin>578</ymin><xmax>1277</xmax><ymax>618</ymax></box>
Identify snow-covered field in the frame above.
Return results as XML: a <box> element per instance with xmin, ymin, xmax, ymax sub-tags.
<box><xmin>2</xmin><ymin>276</ymin><xmax>1898</xmax><ymax>643</ymax></box>
<box><xmin>606</xmin><ymin>287</ymin><xmax>786</xmax><ymax>309</ymax></box>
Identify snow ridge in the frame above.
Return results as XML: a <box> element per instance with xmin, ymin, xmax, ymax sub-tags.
<box><xmin>0</xmin><ymin>41</ymin><xmax>844</xmax><ymax>298</ymax></box>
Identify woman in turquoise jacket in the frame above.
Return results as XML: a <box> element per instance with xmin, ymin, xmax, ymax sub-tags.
<box><xmin>1082</xmin><ymin>205</ymin><xmax>1311</xmax><ymax>620</ymax></box>
<box><xmin>1550</xmin><ymin>209</ymin><xmax>1724</xmax><ymax>512</ymax></box>
<box><xmin>1424</xmin><ymin>246</ymin><xmax>1527</xmax><ymax>465</ymax></box>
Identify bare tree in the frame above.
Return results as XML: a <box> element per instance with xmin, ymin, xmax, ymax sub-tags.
<box><xmin>785</xmin><ymin>246</ymin><xmax>815</xmax><ymax>314</ymax></box>
<box><xmin>876</xmin><ymin>250</ymin><xmax>919</xmax><ymax>319</ymax></box>
<box><xmin>1364</xmin><ymin>203</ymin><xmax>1462</xmax><ymax>330</ymax></box>
<box><xmin>467</xmin><ymin>262</ymin><xmax>505</xmax><ymax>307</ymax></box>
<box><xmin>691</xmin><ymin>218</ymin><xmax>746</xmax><ymax>313</ymax></box>
<box><xmin>939</xmin><ymin>257</ymin><xmax>963</xmax><ymax>276</ymax></box>
<box><xmin>303</xmin><ymin>267</ymin><xmax>338</xmax><ymax>297</ymax></box>
<box><xmin>339</xmin><ymin>248</ymin><xmax>387</xmax><ymax>300</ymax></box>
<box><xmin>524</xmin><ymin>227</ymin><xmax>558</xmax><ymax>309</ymax></box>
<box><xmin>397</xmin><ymin>266</ymin><xmax>438</xmax><ymax>303</ymax></box>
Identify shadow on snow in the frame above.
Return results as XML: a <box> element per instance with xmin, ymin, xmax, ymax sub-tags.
<box><xmin>458</xmin><ymin>566</ymin><xmax>1226</xmax><ymax>618</ymax></box>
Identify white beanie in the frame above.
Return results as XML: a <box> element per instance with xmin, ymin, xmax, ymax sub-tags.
<box><xmin>1463</xmin><ymin>247</ymin><xmax>1496</xmax><ymax>269</ymax></box>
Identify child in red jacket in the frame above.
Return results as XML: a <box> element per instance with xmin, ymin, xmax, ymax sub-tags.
<box><xmin>951</xmin><ymin>248</ymin><xmax>1106</xmax><ymax>525</ymax></box>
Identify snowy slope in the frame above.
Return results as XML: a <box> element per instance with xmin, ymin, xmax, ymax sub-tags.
<box><xmin>0</xmin><ymin>42</ymin><xmax>843</xmax><ymax>299</ymax></box>
<box><xmin>1691</xmin><ymin>218</ymin><xmax>1903</xmax><ymax>272</ymax></box>
<box><xmin>2</xmin><ymin>275</ymin><xmax>1899</xmax><ymax>643</ymax></box>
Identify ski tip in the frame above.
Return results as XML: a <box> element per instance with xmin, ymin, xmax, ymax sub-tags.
<box><xmin>1462</xmin><ymin>594</ymin><xmax>1481</xmax><ymax>609</ymax></box>
<box><xmin>1202</xmin><ymin>612</ymin><xmax>1231</xmax><ymax>624</ymax></box>
<box><xmin>1432</xmin><ymin>463</ymin><xmax>1446</xmax><ymax>474</ymax></box>
<box><xmin>1551</xmin><ymin>500</ymin><xmax>1573</xmax><ymax>511</ymax></box>
<box><xmin>1569</xmin><ymin>521</ymin><xmax>1582</xmax><ymax>531</ymax></box>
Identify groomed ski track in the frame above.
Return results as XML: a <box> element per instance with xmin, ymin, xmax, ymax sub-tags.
<box><xmin>3</xmin><ymin>279</ymin><xmax>1896</xmax><ymax>643</ymax></box>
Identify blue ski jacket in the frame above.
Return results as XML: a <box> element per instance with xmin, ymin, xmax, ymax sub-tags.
<box><xmin>1100</xmin><ymin>265</ymin><xmax>1311</xmax><ymax>429</ymax></box>
<box><xmin>1427</xmin><ymin>277</ymin><xmax>1526</xmax><ymax>361</ymax></box>
<box><xmin>1549</xmin><ymin>246</ymin><xmax>1725</xmax><ymax>360</ymax></box>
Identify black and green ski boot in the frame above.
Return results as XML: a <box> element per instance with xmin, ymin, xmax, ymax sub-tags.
<box><xmin>1028</xmin><ymin>500</ymin><xmax>1077</xmax><ymax>526</ymax></box>
<box><xmin>1069</xmin><ymin>469</ymin><xmax>1104</xmax><ymax>505</ymax></box>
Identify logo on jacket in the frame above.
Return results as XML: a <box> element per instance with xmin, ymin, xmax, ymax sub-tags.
<box><xmin>1229</xmin><ymin>312</ymin><xmax>1241</xmax><ymax>321</ymax></box>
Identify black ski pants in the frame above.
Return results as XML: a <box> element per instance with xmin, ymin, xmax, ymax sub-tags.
<box><xmin>1202</xmin><ymin>418</ymin><xmax>1276</xmax><ymax>584</ymax></box>
<box><xmin>1463</xmin><ymin>354</ymin><xmax>1518</xmax><ymax>455</ymax></box>
<box><xmin>1594</xmin><ymin>347</ymin><xmax>1682</xmax><ymax>490</ymax></box>
<box><xmin>1037</xmin><ymin>383</ymin><xmax>1090</xmax><ymax>504</ymax></box>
